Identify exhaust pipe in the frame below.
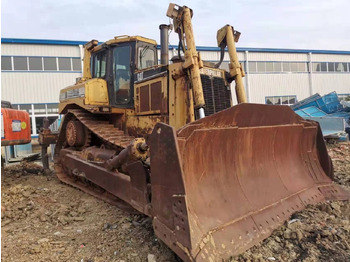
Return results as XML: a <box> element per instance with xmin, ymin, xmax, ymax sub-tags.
<box><xmin>159</xmin><ymin>24</ymin><xmax>172</xmax><ymax>65</ymax></box>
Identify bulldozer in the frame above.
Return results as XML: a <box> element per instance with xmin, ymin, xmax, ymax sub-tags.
<box><xmin>52</xmin><ymin>3</ymin><xmax>350</xmax><ymax>261</ymax></box>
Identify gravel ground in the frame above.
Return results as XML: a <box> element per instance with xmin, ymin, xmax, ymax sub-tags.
<box><xmin>1</xmin><ymin>143</ymin><xmax>349</xmax><ymax>262</ymax></box>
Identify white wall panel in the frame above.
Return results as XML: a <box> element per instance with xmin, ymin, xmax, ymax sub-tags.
<box><xmin>2</xmin><ymin>44</ymin><xmax>81</xmax><ymax>57</ymax></box>
<box><xmin>311</xmin><ymin>54</ymin><xmax>350</xmax><ymax>62</ymax></box>
<box><xmin>247</xmin><ymin>74</ymin><xmax>310</xmax><ymax>103</ymax></box>
<box><xmin>312</xmin><ymin>74</ymin><xmax>350</xmax><ymax>95</ymax></box>
<box><xmin>199</xmin><ymin>51</ymin><xmax>245</xmax><ymax>62</ymax></box>
<box><xmin>199</xmin><ymin>51</ymin><xmax>220</xmax><ymax>61</ymax></box>
<box><xmin>248</xmin><ymin>52</ymin><xmax>308</xmax><ymax>62</ymax></box>
<box><xmin>1</xmin><ymin>72</ymin><xmax>82</xmax><ymax>103</ymax></box>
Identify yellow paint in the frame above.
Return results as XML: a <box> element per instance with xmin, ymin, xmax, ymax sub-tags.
<box><xmin>168</xmin><ymin>6</ymin><xmax>205</xmax><ymax>109</ymax></box>
<box><xmin>217</xmin><ymin>25</ymin><xmax>247</xmax><ymax>103</ymax></box>
<box><xmin>82</xmin><ymin>40</ymin><xmax>98</xmax><ymax>79</ymax></box>
<box><xmin>58</xmin><ymin>78</ymin><xmax>108</xmax><ymax>114</ymax></box>
<box><xmin>85</xmin><ymin>79</ymin><xmax>109</xmax><ymax>105</ymax></box>
<box><xmin>168</xmin><ymin>63</ymin><xmax>193</xmax><ymax>129</ymax></box>
<box><xmin>126</xmin><ymin>115</ymin><xmax>168</xmax><ymax>136</ymax></box>
<box><xmin>94</xmin><ymin>36</ymin><xmax>157</xmax><ymax>52</ymax></box>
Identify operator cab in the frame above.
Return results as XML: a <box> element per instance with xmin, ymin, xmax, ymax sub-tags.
<box><xmin>90</xmin><ymin>36</ymin><xmax>158</xmax><ymax>108</ymax></box>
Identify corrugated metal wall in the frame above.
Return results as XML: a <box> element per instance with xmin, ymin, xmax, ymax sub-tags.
<box><xmin>312</xmin><ymin>74</ymin><xmax>350</xmax><ymax>95</ymax></box>
<box><xmin>1</xmin><ymin>43</ymin><xmax>82</xmax><ymax>104</ymax></box>
<box><xmin>248</xmin><ymin>74</ymin><xmax>310</xmax><ymax>103</ymax></box>
<box><xmin>248</xmin><ymin>52</ymin><xmax>308</xmax><ymax>62</ymax></box>
<box><xmin>312</xmin><ymin>54</ymin><xmax>350</xmax><ymax>62</ymax></box>
<box><xmin>2</xmin><ymin>43</ymin><xmax>81</xmax><ymax>57</ymax></box>
<box><xmin>200</xmin><ymin>51</ymin><xmax>245</xmax><ymax>62</ymax></box>
<box><xmin>2</xmin><ymin>73</ymin><xmax>81</xmax><ymax>103</ymax></box>
<box><xmin>157</xmin><ymin>50</ymin><xmax>245</xmax><ymax>62</ymax></box>
<box><xmin>2</xmin><ymin>42</ymin><xmax>350</xmax><ymax>106</ymax></box>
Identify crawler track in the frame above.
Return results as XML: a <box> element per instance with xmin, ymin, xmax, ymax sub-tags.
<box><xmin>54</xmin><ymin>109</ymin><xmax>135</xmax><ymax>208</ymax></box>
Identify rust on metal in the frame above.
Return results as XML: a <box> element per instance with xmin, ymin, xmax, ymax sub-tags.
<box><xmin>150</xmin><ymin>81</ymin><xmax>163</xmax><ymax>112</ymax></box>
<box><xmin>39</xmin><ymin>118</ymin><xmax>59</xmax><ymax>170</ymax></box>
<box><xmin>140</xmin><ymin>85</ymin><xmax>150</xmax><ymax>112</ymax></box>
<box><xmin>148</xmin><ymin>103</ymin><xmax>350</xmax><ymax>262</ymax></box>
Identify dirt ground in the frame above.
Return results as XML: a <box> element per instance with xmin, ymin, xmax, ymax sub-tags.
<box><xmin>1</xmin><ymin>143</ymin><xmax>350</xmax><ymax>262</ymax></box>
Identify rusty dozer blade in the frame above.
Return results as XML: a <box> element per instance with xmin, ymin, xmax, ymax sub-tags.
<box><xmin>149</xmin><ymin>103</ymin><xmax>350</xmax><ymax>262</ymax></box>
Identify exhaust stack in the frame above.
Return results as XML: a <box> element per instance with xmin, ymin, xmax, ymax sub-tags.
<box><xmin>159</xmin><ymin>24</ymin><xmax>172</xmax><ymax>65</ymax></box>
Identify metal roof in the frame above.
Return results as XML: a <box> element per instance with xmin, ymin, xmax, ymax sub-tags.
<box><xmin>2</xmin><ymin>38</ymin><xmax>350</xmax><ymax>55</ymax></box>
<box><xmin>2</xmin><ymin>38</ymin><xmax>88</xmax><ymax>46</ymax></box>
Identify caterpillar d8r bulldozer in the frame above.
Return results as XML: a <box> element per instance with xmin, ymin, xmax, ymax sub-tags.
<box><xmin>54</xmin><ymin>3</ymin><xmax>350</xmax><ymax>261</ymax></box>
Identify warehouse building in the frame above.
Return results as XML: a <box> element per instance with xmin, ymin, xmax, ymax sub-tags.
<box><xmin>2</xmin><ymin>38</ymin><xmax>350</xmax><ymax>139</ymax></box>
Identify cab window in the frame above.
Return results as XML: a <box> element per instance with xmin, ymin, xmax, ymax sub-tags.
<box><xmin>138</xmin><ymin>46</ymin><xmax>156</xmax><ymax>69</ymax></box>
<box><xmin>113</xmin><ymin>45</ymin><xmax>131</xmax><ymax>104</ymax></box>
<box><xmin>92</xmin><ymin>51</ymin><xmax>106</xmax><ymax>78</ymax></box>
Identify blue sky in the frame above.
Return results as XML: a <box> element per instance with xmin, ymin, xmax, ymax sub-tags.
<box><xmin>2</xmin><ymin>0</ymin><xmax>349</xmax><ymax>50</ymax></box>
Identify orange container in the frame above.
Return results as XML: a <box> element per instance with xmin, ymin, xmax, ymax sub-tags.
<box><xmin>1</xmin><ymin>108</ymin><xmax>31</xmax><ymax>146</ymax></box>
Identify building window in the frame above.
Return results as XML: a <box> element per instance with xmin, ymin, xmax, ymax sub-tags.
<box><xmin>58</xmin><ymin>58</ymin><xmax>71</xmax><ymax>71</ymax></box>
<box><xmin>13</xmin><ymin>57</ymin><xmax>28</xmax><ymax>70</ymax></box>
<box><xmin>72</xmin><ymin>58</ymin><xmax>82</xmax><ymax>71</ymax></box>
<box><xmin>312</xmin><ymin>62</ymin><xmax>350</xmax><ymax>73</ymax></box>
<box><xmin>248</xmin><ymin>61</ymin><xmax>308</xmax><ymax>73</ymax></box>
<box><xmin>248</xmin><ymin>61</ymin><xmax>257</xmax><ymax>72</ymax></box>
<box><xmin>43</xmin><ymin>57</ymin><xmax>57</xmax><ymax>71</ymax></box>
<box><xmin>256</xmin><ymin>62</ymin><xmax>265</xmax><ymax>72</ymax></box>
<box><xmin>273</xmin><ymin>62</ymin><xmax>282</xmax><ymax>72</ymax></box>
<box><xmin>336</xmin><ymin>62</ymin><xmax>347</xmax><ymax>72</ymax></box>
<box><xmin>328</xmin><ymin>62</ymin><xmax>335</xmax><ymax>72</ymax></box>
<box><xmin>312</xmin><ymin>63</ymin><xmax>320</xmax><ymax>72</ymax></box>
<box><xmin>265</xmin><ymin>95</ymin><xmax>297</xmax><ymax>106</ymax></box>
<box><xmin>47</xmin><ymin>103</ymin><xmax>59</xmax><ymax>114</ymax></box>
<box><xmin>34</xmin><ymin>104</ymin><xmax>46</xmax><ymax>114</ymax></box>
<box><xmin>265</xmin><ymin>62</ymin><xmax>273</xmax><ymax>72</ymax></box>
<box><xmin>2</xmin><ymin>55</ymin><xmax>83</xmax><ymax>72</ymax></box>
<box><xmin>298</xmin><ymin>62</ymin><xmax>307</xmax><ymax>72</ymax></box>
<box><xmin>1</xmin><ymin>56</ymin><xmax>12</xmax><ymax>70</ymax></box>
<box><xmin>15</xmin><ymin>104</ymin><xmax>32</xmax><ymax>114</ymax></box>
<box><xmin>282</xmin><ymin>62</ymin><xmax>291</xmax><ymax>72</ymax></box>
<box><xmin>29</xmin><ymin>57</ymin><xmax>43</xmax><ymax>70</ymax></box>
<box><xmin>320</xmin><ymin>62</ymin><xmax>327</xmax><ymax>72</ymax></box>
<box><xmin>290</xmin><ymin>62</ymin><xmax>298</xmax><ymax>72</ymax></box>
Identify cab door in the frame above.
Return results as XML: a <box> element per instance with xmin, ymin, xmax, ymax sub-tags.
<box><xmin>112</xmin><ymin>43</ymin><xmax>135</xmax><ymax>108</ymax></box>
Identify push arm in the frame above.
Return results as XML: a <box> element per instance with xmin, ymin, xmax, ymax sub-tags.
<box><xmin>217</xmin><ymin>25</ymin><xmax>247</xmax><ymax>103</ymax></box>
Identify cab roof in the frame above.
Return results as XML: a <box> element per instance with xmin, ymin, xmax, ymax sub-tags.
<box><xmin>93</xmin><ymin>35</ymin><xmax>157</xmax><ymax>51</ymax></box>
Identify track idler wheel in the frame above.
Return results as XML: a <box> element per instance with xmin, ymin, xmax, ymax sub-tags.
<box><xmin>66</xmin><ymin>120</ymin><xmax>88</xmax><ymax>147</ymax></box>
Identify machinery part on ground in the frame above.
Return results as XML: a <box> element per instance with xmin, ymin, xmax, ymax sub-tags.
<box><xmin>39</xmin><ymin>118</ymin><xmax>59</xmax><ymax>171</ymax></box>
<box><xmin>52</xmin><ymin>3</ymin><xmax>350</xmax><ymax>262</ymax></box>
<box><xmin>1</xmin><ymin>101</ymin><xmax>31</xmax><ymax>147</ymax></box>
